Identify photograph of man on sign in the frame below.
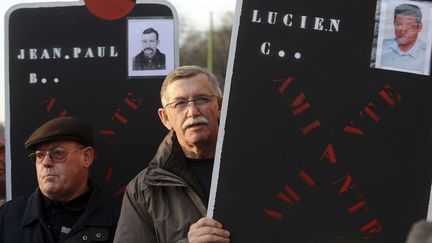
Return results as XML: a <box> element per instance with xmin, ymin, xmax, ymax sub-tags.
<box><xmin>128</xmin><ymin>18</ymin><xmax>174</xmax><ymax>77</ymax></box>
<box><xmin>132</xmin><ymin>27</ymin><xmax>166</xmax><ymax>71</ymax></box>
<box><xmin>373</xmin><ymin>0</ymin><xmax>432</xmax><ymax>75</ymax></box>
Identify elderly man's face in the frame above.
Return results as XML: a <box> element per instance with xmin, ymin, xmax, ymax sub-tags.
<box><xmin>159</xmin><ymin>74</ymin><xmax>221</xmax><ymax>155</ymax></box>
<box><xmin>394</xmin><ymin>15</ymin><xmax>422</xmax><ymax>50</ymax></box>
<box><xmin>141</xmin><ymin>32</ymin><xmax>159</xmax><ymax>59</ymax></box>
<box><xmin>0</xmin><ymin>135</ymin><xmax>4</xmax><ymax>186</ymax></box>
<box><xmin>34</xmin><ymin>140</ymin><xmax>93</xmax><ymax>202</ymax></box>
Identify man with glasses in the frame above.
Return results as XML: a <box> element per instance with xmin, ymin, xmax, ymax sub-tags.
<box><xmin>0</xmin><ymin>116</ymin><xmax>117</xmax><ymax>242</ymax></box>
<box><xmin>381</xmin><ymin>3</ymin><xmax>427</xmax><ymax>73</ymax></box>
<box><xmin>114</xmin><ymin>66</ymin><xmax>230</xmax><ymax>243</ymax></box>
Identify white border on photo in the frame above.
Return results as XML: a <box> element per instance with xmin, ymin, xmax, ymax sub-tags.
<box><xmin>375</xmin><ymin>0</ymin><xmax>432</xmax><ymax>75</ymax></box>
<box><xmin>128</xmin><ymin>17</ymin><xmax>175</xmax><ymax>77</ymax></box>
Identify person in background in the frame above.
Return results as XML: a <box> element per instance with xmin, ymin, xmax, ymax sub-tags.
<box><xmin>0</xmin><ymin>117</ymin><xmax>117</xmax><ymax>242</ymax></box>
<box><xmin>114</xmin><ymin>66</ymin><xmax>230</xmax><ymax>243</ymax></box>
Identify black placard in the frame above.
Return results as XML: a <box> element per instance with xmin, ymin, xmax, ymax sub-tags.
<box><xmin>6</xmin><ymin>1</ymin><xmax>178</xmax><ymax>211</ymax></box>
<box><xmin>210</xmin><ymin>0</ymin><xmax>432</xmax><ymax>242</ymax></box>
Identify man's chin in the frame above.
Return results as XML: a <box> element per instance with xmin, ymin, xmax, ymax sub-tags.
<box><xmin>144</xmin><ymin>51</ymin><xmax>155</xmax><ymax>57</ymax></box>
<box><xmin>41</xmin><ymin>187</ymin><xmax>61</xmax><ymax>197</ymax></box>
<box><xmin>396</xmin><ymin>38</ymin><xmax>412</xmax><ymax>45</ymax></box>
<box><xmin>184</xmin><ymin>132</ymin><xmax>210</xmax><ymax>145</ymax></box>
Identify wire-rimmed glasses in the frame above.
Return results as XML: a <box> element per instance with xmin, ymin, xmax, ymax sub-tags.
<box><xmin>28</xmin><ymin>147</ymin><xmax>84</xmax><ymax>164</ymax></box>
<box><xmin>164</xmin><ymin>95</ymin><xmax>217</xmax><ymax>111</ymax></box>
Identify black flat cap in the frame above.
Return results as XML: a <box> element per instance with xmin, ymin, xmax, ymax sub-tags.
<box><xmin>24</xmin><ymin>117</ymin><xmax>93</xmax><ymax>151</ymax></box>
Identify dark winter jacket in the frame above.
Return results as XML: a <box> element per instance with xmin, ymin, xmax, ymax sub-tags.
<box><xmin>114</xmin><ymin>131</ymin><xmax>207</xmax><ymax>243</ymax></box>
<box><xmin>0</xmin><ymin>183</ymin><xmax>117</xmax><ymax>243</ymax></box>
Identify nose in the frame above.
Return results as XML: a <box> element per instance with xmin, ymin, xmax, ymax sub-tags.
<box><xmin>185</xmin><ymin>101</ymin><xmax>201</xmax><ymax>116</ymax></box>
<box><xmin>40</xmin><ymin>154</ymin><xmax>54</xmax><ymax>167</ymax></box>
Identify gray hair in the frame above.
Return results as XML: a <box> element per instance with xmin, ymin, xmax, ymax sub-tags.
<box><xmin>160</xmin><ymin>65</ymin><xmax>223</xmax><ymax>107</ymax></box>
<box><xmin>394</xmin><ymin>4</ymin><xmax>422</xmax><ymax>23</ymax></box>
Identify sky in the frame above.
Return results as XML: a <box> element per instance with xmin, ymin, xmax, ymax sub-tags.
<box><xmin>0</xmin><ymin>0</ymin><xmax>237</xmax><ymax>122</ymax></box>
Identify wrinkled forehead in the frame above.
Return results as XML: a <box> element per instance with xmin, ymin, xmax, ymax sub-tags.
<box><xmin>166</xmin><ymin>74</ymin><xmax>213</xmax><ymax>98</ymax></box>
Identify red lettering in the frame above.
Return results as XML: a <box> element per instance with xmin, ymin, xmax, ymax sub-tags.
<box><xmin>379</xmin><ymin>84</ymin><xmax>401</xmax><ymax>107</ymax></box>
<box><xmin>124</xmin><ymin>92</ymin><xmax>142</xmax><ymax>110</ymax></box>
<box><xmin>298</xmin><ymin>169</ymin><xmax>316</xmax><ymax>187</ymax></box>
<box><xmin>100</xmin><ymin>130</ymin><xmax>116</xmax><ymax>136</ymax></box>
<box><xmin>343</xmin><ymin>121</ymin><xmax>364</xmax><ymax>136</ymax></box>
<box><xmin>300</xmin><ymin>120</ymin><xmax>321</xmax><ymax>135</ymax></box>
<box><xmin>45</xmin><ymin>98</ymin><xmax>56</xmax><ymax>112</ymax></box>
<box><xmin>333</xmin><ymin>174</ymin><xmax>356</xmax><ymax>194</ymax></box>
<box><xmin>274</xmin><ymin>77</ymin><xmax>295</xmax><ymax>94</ymax></box>
<box><xmin>284</xmin><ymin>185</ymin><xmax>300</xmax><ymax>202</ymax></box>
<box><xmin>113</xmin><ymin>111</ymin><xmax>128</xmax><ymax>125</ymax></box>
<box><xmin>124</xmin><ymin>97</ymin><xmax>139</xmax><ymax>110</ymax></box>
<box><xmin>59</xmin><ymin>109</ymin><xmax>68</xmax><ymax>117</ymax></box>
<box><xmin>100</xmin><ymin>130</ymin><xmax>116</xmax><ymax>143</ymax></box>
<box><xmin>42</xmin><ymin>98</ymin><xmax>68</xmax><ymax>117</ymax></box>
<box><xmin>277</xmin><ymin>185</ymin><xmax>300</xmax><ymax>206</ymax></box>
<box><xmin>320</xmin><ymin>143</ymin><xmax>337</xmax><ymax>164</ymax></box>
<box><xmin>348</xmin><ymin>200</ymin><xmax>366</xmax><ymax>214</ymax></box>
<box><xmin>361</xmin><ymin>102</ymin><xmax>380</xmax><ymax>123</ymax></box>
<box><xmin>265</xmin><ymin>209</ymin><xmax>283</xmax><ymax>219</ymax></box>
<box><xmin>290</xmin><ymin>93</ymin><xmax>311</xmax><ymax>116</ymax></box>
<box><xmin>360</xmin><ymin>219</ymin><xmax>383</xmax><ymax>239</ymax></box>
<box><xmin>277</xmin><ymin>192</ymin><xmax>294</xmax><ymax>205</ymax></box>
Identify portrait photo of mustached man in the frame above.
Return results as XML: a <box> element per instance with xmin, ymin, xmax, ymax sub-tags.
<box><xmin>133</xmin><ymin>27</ymin><xmax>166</xmax><ymax>71</ymax></box>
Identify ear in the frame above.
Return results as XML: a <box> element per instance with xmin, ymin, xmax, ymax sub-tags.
<box><xmin>418</xmin><ymin>23</ymin><xmax>423</xmax><ymax>32</ymax></box>
<box><xmin>82</xmin><ymin>147</ymin><xmax>94</xmax><ymax>168</ymax></box>
<box><xmin>158</xmin><ymin>108</ymin><xmax>173</xmax><ymax>130</ymax></box>
<box><xmin>217</xmin><ymin>98</ymin><xmax>223</xmax><ymax>119</ymax></box>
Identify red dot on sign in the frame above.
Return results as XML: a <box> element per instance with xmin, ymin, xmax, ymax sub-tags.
<box><xmin>84</xmin><ymin>0</ymin><xmax>135</xmax><ymax>20</ymax></box>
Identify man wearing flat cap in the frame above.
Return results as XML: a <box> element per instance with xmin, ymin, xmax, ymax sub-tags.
<box><xmin>0</xmin><ymin>116</ymin><xmax>117</xmax><ymax>243</ymax></box>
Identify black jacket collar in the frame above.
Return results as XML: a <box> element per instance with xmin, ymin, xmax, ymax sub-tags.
<box><xmin>20</xmin><ymin>182</ymin><xmax>113</xmax><ymax>229</ymax></box>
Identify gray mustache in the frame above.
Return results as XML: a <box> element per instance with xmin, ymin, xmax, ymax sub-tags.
<box><xmin>182</xmin><ymin>116</ymin><xmax>209</xmax><ymax>130</ymax></box>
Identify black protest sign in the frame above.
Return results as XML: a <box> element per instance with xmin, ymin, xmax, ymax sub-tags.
<box><xmin>6</xmin><ymin>1</ymin><xmax>178</xmax><ymax>209</ymax></box>
<box><xmin>210</xmin><ymin>0</ymin><xmax>432</xmax><ymax>242</ymax></box>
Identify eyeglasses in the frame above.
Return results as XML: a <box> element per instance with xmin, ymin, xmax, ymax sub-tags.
<box><xmin>29</xmin><ymin>147</ymin><xmax>84</xmax><ymax>164</ymax></box>
<box><xmin>164</xmin><ymin>95</ymin><xmax>217</xmax><ymax>111</ymax></box>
